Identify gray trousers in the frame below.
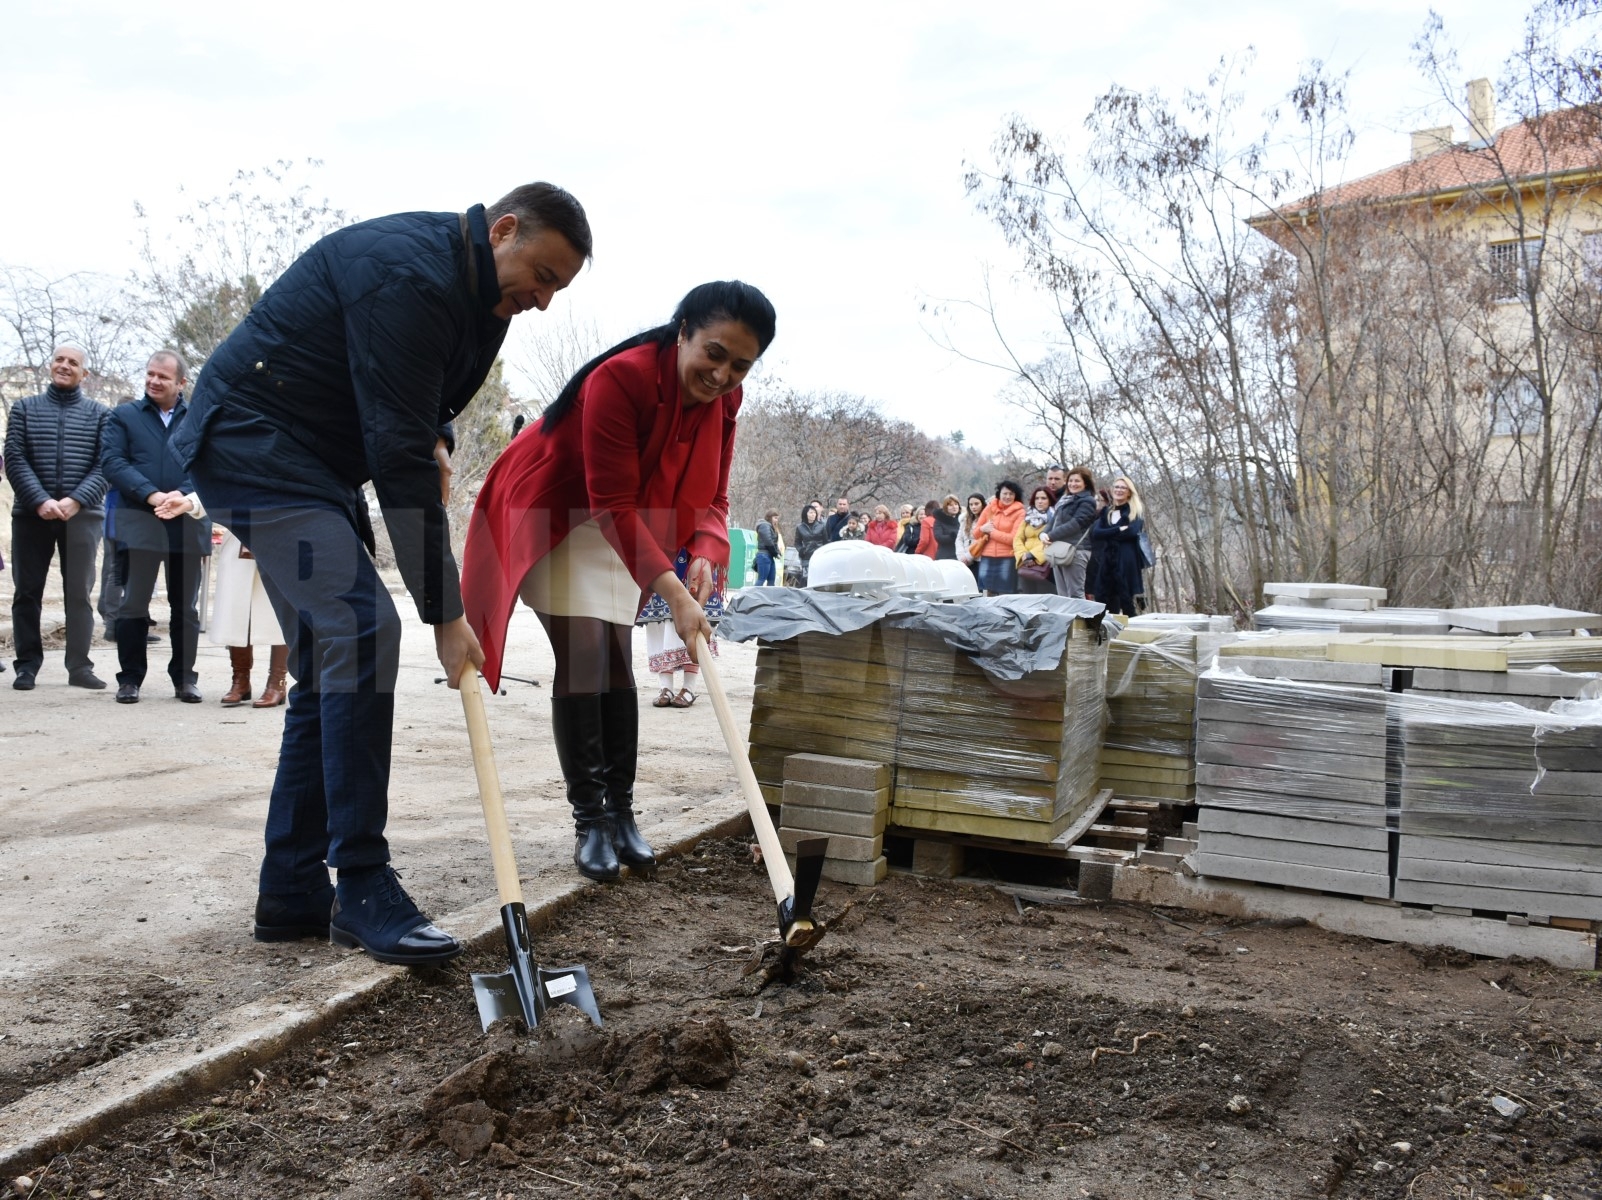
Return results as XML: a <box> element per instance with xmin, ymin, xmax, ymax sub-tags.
<box><xmin>10</xmin><ymin>509</ymin><xmax>104</xmax><ymax>676</ymax></box>
<box><xmin>1052</xmin><ymin>547</ymin><xmax>1091</xmax><ymax>599</ymax></box>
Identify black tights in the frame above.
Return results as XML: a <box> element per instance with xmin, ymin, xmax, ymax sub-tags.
<box><xmin>536</xmin><ymin>613</ymin><xmax>635</xmax><ymax>697</ymax></box>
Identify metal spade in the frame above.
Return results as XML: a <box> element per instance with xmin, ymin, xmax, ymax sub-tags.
<box><xmin>458</xmin><ymin>662</ymin><xmax>601</xmax><ymax>1031</ymax></box>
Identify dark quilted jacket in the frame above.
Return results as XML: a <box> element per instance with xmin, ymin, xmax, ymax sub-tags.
<box><xmin>171</xmin><ymin>205</ymin><xmax>508</xmax><ymax>624</ymax></box>
<box><xmin>4</xmin><ymin>385</ymin><xmax>109</xmax><ymax>515</ymax></box>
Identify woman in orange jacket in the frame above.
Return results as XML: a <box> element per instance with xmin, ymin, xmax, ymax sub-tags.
<box><xmin>967</xmin><ymin>479</ymin><xmax>1026</xmax><ymax>595</ymax></box>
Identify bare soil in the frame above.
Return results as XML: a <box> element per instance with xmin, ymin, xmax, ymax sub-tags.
<box><xmin>12</xmin><ymin>837</ymin><xmax>1602</xmax><ymax>1200</ymax></box>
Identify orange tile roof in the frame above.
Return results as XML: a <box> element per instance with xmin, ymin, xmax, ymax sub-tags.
<box><xmin>1258</xmin><ymin>107</ymin><xmax>1602</xmax><ymax>222</ymax></box>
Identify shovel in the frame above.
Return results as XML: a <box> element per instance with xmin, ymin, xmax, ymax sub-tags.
<box><xmin>458</xmin><ymin>662</ymin><xmax>602</xmax><ymax>1032</ymax></box>
<box><xmin>693</xmin><ymin>632</ymin><xmax>829</xmax><ymax>969</ymax></box>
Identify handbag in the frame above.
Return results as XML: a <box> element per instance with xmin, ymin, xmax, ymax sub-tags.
<box><xmin>1044</xmin><ymin>524</ymin><xmax>1091</xmax><ymax>567</ymax></box>
<box><xmin>1017</xmin><ymin>557</ymin><xmax>1052</xmax><ymax>582</ymax></box>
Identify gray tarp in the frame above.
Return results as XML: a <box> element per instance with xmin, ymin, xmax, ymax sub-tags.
<box><xmin>719</xmin><ymin>589</ymin><xmax>1112</xmax><ymax>680</ymax></box>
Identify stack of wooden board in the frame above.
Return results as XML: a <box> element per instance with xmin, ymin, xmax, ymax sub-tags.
<box><xmin>1192</xmin><ymin>660</ymin><xmax>1394</xmax><ymax>898</ymax></box>
<box><xmin>747</xmin><ymin>625</ymin><xmax>907</xmax><ymax>806</ymax></box>
<box><xmin>778</xmin><ymin>753</ymin><xmax>890</xmax><ymax>886</ymax></box>
<box><xmin>889</xmin><ymin>621</ymin><xmax>1108</xmax><ymax>844</ymax></box>
<box><xmin>1395</xmin><ymin>701</ymin><xmax>1602</xmax><ymax>920</ymax></box>
<box><xmin>1099</xmin><ymin>628</ymin><xmax>1202</xmax><ymax>804</ymax></box>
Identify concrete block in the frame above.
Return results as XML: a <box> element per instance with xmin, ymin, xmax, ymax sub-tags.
<box><xmin>780</xmin><ymin>803</ymin><xmax>887</xmax><ymax>838</ymax></box>
<box><xmin>1162</xmin><ymin>837</ymin><xmax>1199</xmax><ymax>855</ymax></box>
<box><xmin>1444</xmin><ymin>605</ymin><xmax>1602</xmax><ymax>635</ymax></box>
<box><xmin>1078</xmin><ymin>861</ymin><xmax>1116</xmax><ymax>899</ymax></box>
<box><xmin>781</xmin><ymin>826</ymin><xmax>880</xmax><ymax>862</ymax></box>
<box><xmin>822</xmin><ymin>855</ymin><xmax>888</xmax><ymax>886</ymax></box>
<box><xmin>1224</xmin><ymin>656</ymin><xmax>1385</xmax><ymax>686</ymax></box>
<box><xmin>1136</xmin><ymin>850</ymin><xmax>1183</xmax><ymax>870</ymax></box>
<box><xmin>784</xmin><ymin>753</ymin><xmax>891</xmax><ymax>790</ymax></box>
<box><xmin>1193</xmin><ymin>851</ymin><xmax>1392</xmax><ymax>898</ymax></box>
<box><xmin>911</xmin><ymin>839</ymin><xmax>964</xmax><ymax>878</ymax></box>
<box><xmin>1181</xmin><ymin>820</ymin><xmax>1199</xmax><ymax>840</ymax></box>
<box><xmin>782</xmin><ymin>780</ymin><xmax>890</xmax><ymax>814</ymax></box>
<box><xmin>1263</xmin><ymin>582</ymin><xmax>1388</xmax><ymax>602</ymax></box>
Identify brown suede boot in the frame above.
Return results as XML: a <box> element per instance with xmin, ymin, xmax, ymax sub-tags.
<box><xmin>220</xmin><ymin>647</ymin><xmax>253</xmax><ymax>707</ymax></box>
<box><xmin>253</xmin><ymin>645</ymin><xmax>289</xmax><ymax>708</ymax></box>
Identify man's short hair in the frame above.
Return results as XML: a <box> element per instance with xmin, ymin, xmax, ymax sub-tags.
<box><xmin>487</xmin><ymin>183</ymin><xmax>593</xmax><ymax>261</ymax></box>
<box><xmin>53</xmin><ymin>342</ymin><xmax>88</xmax><ymax>363</ymax></box>
<box><xmin>148</xmin><ymin>349</ymin><xmax>189</xmax><ymax>382</ymax></box>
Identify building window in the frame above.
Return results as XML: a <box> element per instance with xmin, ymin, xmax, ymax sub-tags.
<box><xmin>1489</xmin><ymin>373</ymin><xmax>1543</xmax><ymax>436</ymax></box>
<box><xmin>1488</xmin><ymin>238</ymin><xmax>1543</xmax><ymax>300</ymax></box>
<box><xmin>1583</xmin><ymin>232</ymin><xmax>1602</xmax><ymax>287</ymax></box>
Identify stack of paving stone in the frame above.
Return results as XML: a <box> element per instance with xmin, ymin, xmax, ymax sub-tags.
<box><xmin>890</xmin><ymin>621</ymin><xmax>1108</xmax><ymax>843</ymax></box>
<box><xmin>1254</xmin><ymin>582</ymin><xmax>1450</xmax><ymax>635</ymax></box>
<box><xmin>1098</xmin><ymin>627</ymin><xmax>1204</xmax><ymax>804</ymax></box>
<box><xmin>747</xmin><ymin>625</ymin><xmax>907</xmax><ymax>806</ymax></box>
<box><xmin>1395</xmin><ymin>699</ymin><xmax>1602</xmax><ymax>920</ymax></box>
<box><xmin>778</xmin><ymin>753</ymin><xmax>890</xmax><ymax>885</ymax></box>
<box><xmin>1192</xmin><ymin>658</ymin><xmax>1394</xmax><ymax>897</ymax></box>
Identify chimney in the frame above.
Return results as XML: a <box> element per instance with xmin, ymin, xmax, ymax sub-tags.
<box><xmin>1467</xmin><ymin>77</ymin><xmax>1496</xmax><ymax>144</ymax></box>
<box><xmin>1411</xmin><ymin>126</ymin><xmax>1454</xmax><ymax>161</ymax></box>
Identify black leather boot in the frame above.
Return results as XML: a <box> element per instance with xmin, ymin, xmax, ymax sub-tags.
<box><xmin>551</xmin><ymin>694</ymin><xmax>620</xmax><ymax>881</ymax></box>
<box><xmin>601</xmin><ymin>688</ymin><xmax>656</xmax><ymax>872</ymax></box>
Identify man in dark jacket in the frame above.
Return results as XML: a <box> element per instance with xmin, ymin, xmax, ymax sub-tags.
<box><xmin>171</xmin><ymin>183</ymin><xmax>591</xmax><ymax>966</ymax></box>
<box><xmin>824</xmin><ymin>497</ymin><xmax>851</xmax><ymax>542</ymax></box>
<box><xmin>101</xmin><ymin>351</ymin><xmax>212</xmax><ymax>704</ymax></box>
<box><xmin>753</xmin><ymin>510</ymin><xmax>780</xmax><ymax>586</ymax></box>
<box><xmin>5</xmin><ymin>344</ymin><xmax>109</xmax><ymax>690</ymax></box>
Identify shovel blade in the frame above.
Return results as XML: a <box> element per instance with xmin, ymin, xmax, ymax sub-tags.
<box><xmin>472</xmin><ymin>902</ymin><xmax>603</xmax><ymax>1033</ymax></box>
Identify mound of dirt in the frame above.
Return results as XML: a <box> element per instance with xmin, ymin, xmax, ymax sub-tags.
<box><xmin>13</xmin><ymin>837</ymin><xmax>1602</xmax><ymax>1198</ymax></box>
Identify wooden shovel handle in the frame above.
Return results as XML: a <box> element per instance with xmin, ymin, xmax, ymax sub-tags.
<box><xmin>693</xmin><ymin>633</ymin><xmax>796</xmax><ymax>904</ymax></box>
<box><xmin>459</xmin><ymin>662</ymin><xmax>523</xmax><ymax>908</ymax></box>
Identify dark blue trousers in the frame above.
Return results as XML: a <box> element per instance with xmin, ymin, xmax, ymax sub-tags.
<box><xmin>192</xmin><ymin>469</ymin><xmax>400</xmax><ymax>895</ymax></box>
<box><xmin>753</xmin><ymin>551</ymin><xmax>776</xmax><ymax>586</ymax></box>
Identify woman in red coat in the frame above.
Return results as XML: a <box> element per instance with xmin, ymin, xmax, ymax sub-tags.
<box><xmin>462</xmin><ymin>282</ymin><xmax>777</xmax><ymax>881</ymax></box>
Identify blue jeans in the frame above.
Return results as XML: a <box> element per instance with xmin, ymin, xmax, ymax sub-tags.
<box><xmin>753</xmin><ymin>550</ymin><xmax>776</xmax><ymax>586</ymax></box>
<box><xmin>192</xmin><ymin>469</ymin><xmax>400</xmax><ymax>894</ymax></box>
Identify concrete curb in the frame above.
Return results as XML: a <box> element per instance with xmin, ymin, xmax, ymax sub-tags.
<box><xmin>0</xmin><ymin>809</ymin><xmax>754</xmax><ymax>1177</ymax></box>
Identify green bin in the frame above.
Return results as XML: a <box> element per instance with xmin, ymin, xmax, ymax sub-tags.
<box><xmin>726</xmin><ymin>527</ymin><xmax>758</xmax><ymax>588</ymax></box>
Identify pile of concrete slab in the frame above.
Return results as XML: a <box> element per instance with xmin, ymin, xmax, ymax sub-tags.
<box><xmin>891</xmin><ymin>622</ymin><xmax>1107</xmax><ymax>842</ymax></box>
<box><xmin>1395</xmin><ymin>700</ymin><xmax>1602</xmax><ymax>920</ymax></box>
<box><xmin>1192</xmin><ymin>658</ymin><xmax>1394</xmax><ymax>898</ymax></box>
<box><xmin>1254</xmin><ymin>582</ymin><xmax>1451</xmax><ymax>634</ymax></box>
<box><xmin>1100</xmin><ymin>628</ymin><xmax>1211</xmax><ymax>806</ymax></box>
<box><xmin>778</xmin><ymin>753</ymin><xmax>890</xmax><ymax>886</ymax></box>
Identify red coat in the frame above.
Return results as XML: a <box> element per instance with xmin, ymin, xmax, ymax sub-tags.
<box><xmin>462</xmin><ymin>341</ymin><xmax>738</xmax><ymax>689</ymax></box>
<box><xmin>914</xmin><ymin>513</ymin><xmax>938</xmax><ymax>558</ymax></box>
<box><xmin>864</xmin><ymin>519</ymin><xmax>899</xmax><ymax>548</ymax></box>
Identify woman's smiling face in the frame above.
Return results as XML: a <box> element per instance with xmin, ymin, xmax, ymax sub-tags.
<box><xmin>678</xmin><ymin>319</ymin><xmax>761</xmax><ymax>407</ymax></box>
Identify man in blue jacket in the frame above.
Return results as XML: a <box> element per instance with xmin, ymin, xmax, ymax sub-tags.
<box><xmin>171</xmin><ymin>183</ymin><xmax>591</xmax><ymax>966</ymax></box>
<box><xmin>100</xmin><ymin>351</ymin><xmax>211</xmax><ymax>703</ymax></box>
<box><xmin>5</xmin><ymin>344</ymin><xmax>109</xmax><ymax>691</ymax></box>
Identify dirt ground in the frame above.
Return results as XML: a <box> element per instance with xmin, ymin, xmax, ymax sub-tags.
<box><xmin>7</xmin><ymin>836</ymin><xmax>1600</xmax><ymax>1199</ymax></box>
<box><xmin>0</xmin><ymin>566</ymin><xmax>750</xmax><ymax>1118</ymax></box>
<box><xmin>5</xmin><ymin>573</ymin><xmax>1602</xmax><ymax>1199</ymax></box>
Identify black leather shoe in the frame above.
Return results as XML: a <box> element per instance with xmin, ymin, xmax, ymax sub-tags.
<box><xmin>12</xmin><ymin>672</ymin><xmax>35</xmax><ymax>691</ymax></box>
<box><xmin>575</xmin><ymin>822</ymin><xmax>621</xmax><ymax>881</ymax></box>
<box><xmin>175</xmin><ymin>682</ymin><xmax>202</xmax><ymax>703</ymax></box>
<box><xmin>146</xmin><ymin>633</ymin><xmax>162</xmax><ymax>644</ymax></box>
<box><xmin>68</xmin><ymin>670</ymin><xmax>107</xmax><ymax>690</ymax></box>
<box><xmin>254</xmin><ymin>887</ymin><xmax>335</xmax><ymax>942</ymax></box>
<box><xmin>329</xmin><ymin>866</ymin><xmax>461</xmax><ymax>965</ymax></box>
<box><xmin>116</xmin><ymin>683</ymin><xmax>140</xmax><ymax>704</ymax></box>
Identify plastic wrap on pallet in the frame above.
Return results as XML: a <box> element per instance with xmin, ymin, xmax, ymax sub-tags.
<box><xmin>893</xmin><ymin>622</ymin><xmax>1108</xmax><ymax>822</ymax></box>
<box><xmin>1103</xmin><ymin>630</ymin><xmax>1201</xmax><ymax>758</ymax></box>
<box><xmin>723</xmin><ymin>587</ymin><xmax>1109</xmax><ymax>681</ymax></box>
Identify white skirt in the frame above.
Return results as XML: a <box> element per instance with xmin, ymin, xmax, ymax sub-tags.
<box><xmin>208</xmin><ymin>531</ymin><xmax>287</xmax><ymax>647</ymax></box>
<box><xmin>518</xmin><ymin>518</ymin><xmax>642</xmax><ymax>626</ymax></box>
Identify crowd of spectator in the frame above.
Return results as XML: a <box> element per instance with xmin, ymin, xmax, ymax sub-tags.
<box><xmin>750</xmin><ymin>464</ymin><xmax>1151</xmax><ymax>615</ymax></box>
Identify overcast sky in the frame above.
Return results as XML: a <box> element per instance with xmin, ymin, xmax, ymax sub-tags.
<box><xmin>1</xmin><ymin>0</ymin><xmax>1535</xmax><ymax>452</ymax></box>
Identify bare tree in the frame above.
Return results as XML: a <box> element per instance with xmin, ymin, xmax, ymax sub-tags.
<box><xmin>508</xmin><ymin>309</ymin><xmax>608</xmax><ymax>422</ymax></box>
<box><xmin>728</xmin><ymin>384</ymin><xmax>941</xmax><ymax>527</ymax></box>
<box><xmin>132</xmin><ymin>159</ymin><xmax>350</xmax><ymax>370</ymax></box>
<box><xmin>0</xmin><ymin>265</ymin><xmax>143</xmax><ymax>407</ymax></box>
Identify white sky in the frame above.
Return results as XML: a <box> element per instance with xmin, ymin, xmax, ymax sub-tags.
<box><xmin>0</xmin><ymin>0</ymin><xmax>1534</xmax><ymax>452</ymax></box>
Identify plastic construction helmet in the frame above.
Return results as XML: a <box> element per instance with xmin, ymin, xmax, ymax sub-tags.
<box><xmin>900</xmin><ymin>554</ymin><xmax>947</xmax><ymax>599</ymax></box>
<box><xmin>806</xmin><ymin>541</ymin><xmax>897</xmax><ymax>594</ymax></box>
<box><xmin>932</xmin><ymin>559</ymin><xmax>980</xmax><ymax>600</ymax></box>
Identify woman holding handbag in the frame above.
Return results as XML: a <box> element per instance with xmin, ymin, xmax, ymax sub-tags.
<box><xmin>1040</xmin><ymin>465</ymin><xmax>1097</xmax><ymax>597</ymax></box>
<box><xmin>1013</xmin><ymin>486</ymin><xmax>1055</xmax><ymax>594</ymax></box>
